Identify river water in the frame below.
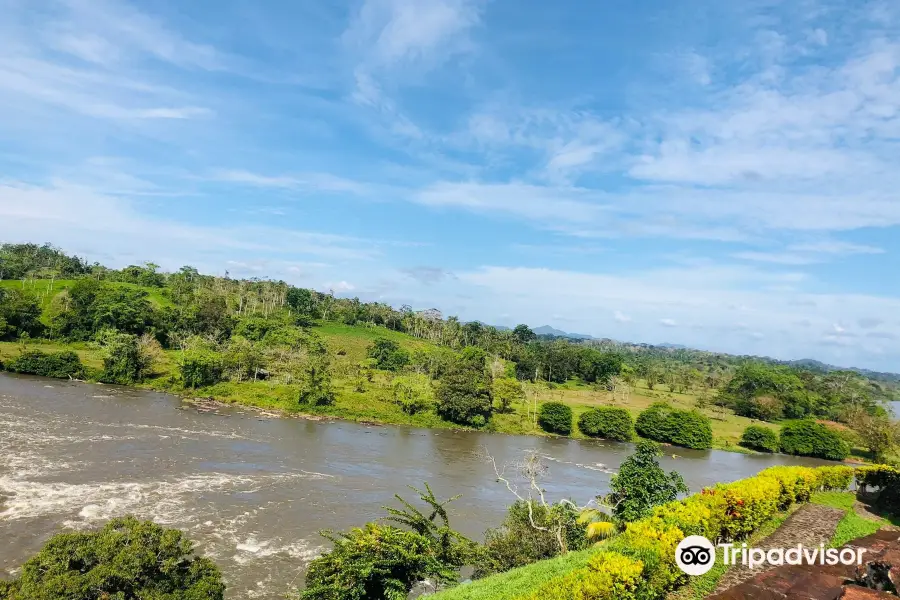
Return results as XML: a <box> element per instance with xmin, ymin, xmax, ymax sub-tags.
<box><xmin>0</xmin><ymin>373</ymin><xmax>830</xmax><ymax>598</ymax></box>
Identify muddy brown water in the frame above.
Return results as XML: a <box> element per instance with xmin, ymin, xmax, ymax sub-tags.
<box><xmin>0</xmin><ymin>373</ymin><xmax>831</xmax><ymax>598</ymax></box>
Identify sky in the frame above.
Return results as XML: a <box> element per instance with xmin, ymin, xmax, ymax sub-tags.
<box><xmin>0</xmin><ymin>0</ymin><xmax>899</xmax><ymax>371</ymax></box>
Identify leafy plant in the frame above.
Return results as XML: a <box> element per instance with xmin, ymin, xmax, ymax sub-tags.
<box><xmin>0</xmin><ymin>516</ymin><xmax>224</xmax><ymax>600</ymax></box>
<box><xmin>5</xmin><ymin>349</ymin><xmax>84</xmax><ymax>379</ymax></box>
<box><xmin>578</xmin><ymin>407</ymin><xmax>634</xmax><ymax>441</ymax></box>
<box><xmin>537</xmin><ymin>402</ymin><xmax>573</xmax><ymax>435</ymax></box>
<box><xmin>739</xmin><ymin>425</ymin><xmax>779</xmax><ymax>452</ymax></box>
<box><xmin>435</xmin><ymin>361</ymin><xmax>492</xmax><ymax>426</ymax></box>
<box><xmin>368</xmin><ymin>338</ymin><xmax>410</xmax><ymax>371</ymax></box>
<box><xmin>780</xmin><ymin>420</ymin><xmax>849</xmax><ymax>460</ymax></box>
<box><xmin>607</xmin><ymin>440</ymin><xmax>689</xmax><ymax>523</ymax></box>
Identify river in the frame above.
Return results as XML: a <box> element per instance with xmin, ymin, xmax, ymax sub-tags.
<box><xmin>0</xmin><ymin>373</ymin><xmax>831</xmax><ymax>598</ymax></box>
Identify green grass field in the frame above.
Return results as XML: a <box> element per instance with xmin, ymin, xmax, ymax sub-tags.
<box><xmin>810</xmin><ymin>491</ymin><xmax>887</xmax><ymax>547</ymax></box>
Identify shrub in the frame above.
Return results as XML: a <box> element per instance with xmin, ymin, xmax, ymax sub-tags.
<box><xmin>474</xmin><ymin>501</ymin><xmax>587</xmax><ymax>578</ymax></box>
<box><xmin>179</xmin><ymin>349</ymin><xmax>223</xmax><ymax>388</ymax></box>
<box><xmin>635</xmin><ymin>403</ymin><xmax>713</xmax><ymax>449</ymax></box>
<box><xmin>608</xmin><ymin>440</ymin><xmax>688</xmax><ymax>523</ymax></box>
<box><xmin>577</xmin><ymin>407</ymin><xmax>634</xmax><ymax>441</ymax></box>
<box><xmin>520</xmin><ymin>551</ymin><xmax>644</xmax><ymax>600</ymax></box>
<box><xmin>780</xmin><ymin>420</ymin><xmax>850</xmax><ymax>461</ymax></box>
<box><xmin>368</xmin><ymin>338</ymin><xmax>409</xmax><ymax>371</ymax></box>
<box><xmin>6</xmin><ymin>350</ymin><xmax>84</xmax><ymax>379</ymax></box>
<box><xmin>0</xmin><ymin>516</ymin><xmax>224</xmax><ymax>600</ymax></box>
<box><xmin>538</xmin><ymin>402</ymin><xmax>573</xmax><ymax>435</ymax></box>
<box><xmin>301</xmin><ymin>523</ymin><xmax>448</xmax><ymax>600</ymax></box>
<box><xmin>856</xmin><ymin>465</ymin><xmax>900</xmax><ymax>515</ymax></box>
<box><xmin>96</xmin><ymin>330</ymin><xmax>159</xmax><ymax>384</ymax></box>
<box><xmin>739</xmin><ymin>425</ymin><xmax>779</xmax><ymax>453</ymax></box>
<box><xmin>666</xmin><ymin>410</ymin><xmax>713</xmax><ymax>450</ymax></box>
<box><xmin>635</xmin><ymin>402</ymin><xmax>670</xmax><ymax>441</ymax></box>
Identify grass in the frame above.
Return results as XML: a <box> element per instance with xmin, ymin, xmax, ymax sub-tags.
<box><xmin>810</xmin><ymin>491</ymin><xmax>886</xmax><ymax>547</ymax></box>
<box><xmin>0</xmin><ymin>279</ymin><xmax>173</xmax><ymax>313</ymax></box>
<box><xmin>430</xmin><ymin>548</ymin><xmax>596</xmax><ymax>600</ymax></box>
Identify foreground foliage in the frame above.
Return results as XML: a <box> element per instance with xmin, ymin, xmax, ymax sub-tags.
<box><xmin>300</xmin><ymin>484</ymin><xmax>474</xmax><ymax>600</ymax></box>
<box><xmin>434</xmin><ymin>464</ymin><xmax>858</xmax><ymax>600</ymax></box>
<box><xmin>0</xmin><ymin>516</ymin><xmax>224</xmax><ymax>600</ymax></box>
<box><xmin>474</xmin><ymin>501</ymin><xmax>587</xmax><ymax>578</ymax></box>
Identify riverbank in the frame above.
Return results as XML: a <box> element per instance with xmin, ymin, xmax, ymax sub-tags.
<box><xmin>0</xmin><ymin>336</ymin><xmax>860</xmax><ymax>458</ymax></box>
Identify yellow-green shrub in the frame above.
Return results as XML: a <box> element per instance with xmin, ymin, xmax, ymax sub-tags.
<box><xmin>521</xmin><ymin>551</ymin><xmax>643</xmax><ymax>600</ymax></box>
<box><xmin>856</xmin><ymin>465</ymin><xmax>900</xmax><ymax>514</ymax></box>
<box><xmin>510</xmin><ymin>465</ymin><xmax>855</xmax><ymax>600</ymax></box>
<box><xmin>608</xmin><ymin>521</ymin><xmax>684</xmax><ymax>597</ymax></box>
<box><xmin>815</xmin><ymin>465</ymin><xmax>854</xmax><ymax>491</ymax></box>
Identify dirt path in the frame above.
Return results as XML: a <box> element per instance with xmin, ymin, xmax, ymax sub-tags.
<box><xmin>711</xmin><ymin>503</ymin><xmax>845</xmax><ymax>595</ymax></box>
<box><xmin>853</xmin><ymin>500</ymin><xmax>899</xmax><ymax>531</ymax></box>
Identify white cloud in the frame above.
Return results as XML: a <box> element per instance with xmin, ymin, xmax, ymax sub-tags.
<box><xmin>209</xmin><ymin>170</ymin><xmax>372</xmax><ymax>194</ymax></box>
<box><xmin>613</xmin><ymin>311</ymin><xmax>631</xmax><ymax>323</ymax></box>
<box><xmin>0</xmin><ymin>180</ymin><xmax>379</xmax><ymax>266</ymax></box>
<box><xmin>660</xmin><ymin>318</ymin><xmax>678</xmax><ymax>327</ymax></box>
<box><xmin>343</xmin><ymin>0</ymin><xmax>482</xmax><ymax>69</ymax></box>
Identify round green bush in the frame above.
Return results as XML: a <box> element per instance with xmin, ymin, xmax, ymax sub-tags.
<box><xmin>666</xmin><ymin>410</ymin><xmax>713</xmax><ymax>450</ymax></box>
<box><xmin>577</xmin><ymin>407</ymin><xmax>634</xmax><ymax>441</ymax></box>
<box><xmin>635</xmin><ymin>402</ymin><xmax>713</xmax><ymax>449</ymax></box>
<box><xmin>635</xmin><ymin>402</ymin><xmax>670</xmax><ymax>442</ymax></box>
<box><xmin>780</xmin><ymin>420</ymin><xmax>850</xmax><ymax>461</ymax></box>
<box><xmin>740</xmin><ymin>425</ymin><xmax>780</xmax><ymax>453</ymax></box>
<box><xmin>538</xmin><ymin>402</ymin><xmax>573</xmax><ymax>435</ymax></box>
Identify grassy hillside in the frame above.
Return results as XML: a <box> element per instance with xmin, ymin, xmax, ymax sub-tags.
<box><xmin>0</xmin><ymin>276</ymin><xmax>865</xmax><ymax>455</ymax></box>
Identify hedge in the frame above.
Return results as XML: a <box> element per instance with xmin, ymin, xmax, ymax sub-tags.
<box><xmin>5</xmin><ymin>350</ymin><xmax>85</xmax><ymax>379</ymax></box>
<box><xmin>577</xmin><ymin>407</ymin><xmax>634</xmax><ymax>441</ymax></box>
<box><xmin>511</xmin><ymin>465</ymin><xmax>854</xmax><ymax>600</ymax></box>
<box><xmin>739</xmin><ymin>425</ymin><xmax>779</xmax><ymax>453</ymax></box>
<box><xmin>856</xmin><ymin>465</ymin><xmax>900</xmax><ymax>515</ymax></box>
<box><xmin>779</xmin><ymin>420</ymin><xmax>849</xmax><ymax>461</ymax></box>
<box><xmin>635</xmin><ymin>402</ymin><xmax>713</xmax><ymax>450</ymax></box>
<box><xmin>538</xmin><ymin>402</ymin><xmax>573</xmax><ymax>435</ymax></box>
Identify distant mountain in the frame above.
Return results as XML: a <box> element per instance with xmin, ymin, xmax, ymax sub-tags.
<box><xmin>658</xmin><ymin>342</ymin><xmax>688</xmax><ymax>350</ymax></box>
<box><xmin>533</xmin><ymin>325</ymin><xmax>594</xmax><ymax>340</ymax></box>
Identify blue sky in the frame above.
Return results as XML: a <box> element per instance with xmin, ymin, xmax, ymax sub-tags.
<box><xmin>1</xmin><ymin>0</ymin><xmax>899</xmax><ymax>370</ymax></box>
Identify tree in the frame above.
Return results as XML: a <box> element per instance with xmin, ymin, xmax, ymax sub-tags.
<box><xmin>0</xmin><ymin>288</ymin><xmax>43</xmax><ymax>341</ymax></box>
<box><xmin>512</xmin><ymin>324</ymin><xmax>536</xmax><ymax>344</ymax></box>
<box><xmin>0</xmin><ymin>516</ymin><xmax>224</xmax><ymax>600</ymax></box>
<box><xmin>368</xmin><ymin>338</ymin><xmax>409</xmax><ymax>371</ymax></box>
<box><xmin>846</xmin><ymin>407</ymin><xmax>900</xmax><ymax>463</ymax></box>
<box><xmin>299</xmin><ymin>342</ymin><xmax>335</xmax><ymax>406</ymax></box>
<box><xmin>96</xmin><ymin>329</ymin><xmax>158</xmax><ymax>384</ymax></box>
<box><xmin>435</xmin><ymin>360</ymin><xmax>492</xmax><ymax>426</ymax></box>
<box><xmin>492</xmin><ymin>377</ymin><xmax>525</xmax><ymax>413</ymax></box>
<box><xmin>779</xmin><ymin>420</ymin><xmax>850</xmax><ymax>460</ymax></box>
<box><xmin>607</xmin><ymin>440</ymin><xmax>688</xmax><ymax>522</ymax></box>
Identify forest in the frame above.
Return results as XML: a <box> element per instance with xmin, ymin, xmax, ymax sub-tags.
<box><xmin>0</xmin><ymin>242</ymin><xmax>898</xmax><ymax>462</ymax></box>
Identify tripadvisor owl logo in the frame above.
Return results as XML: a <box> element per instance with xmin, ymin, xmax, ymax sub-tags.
<box><xmin>675</xmin><ymin>535</ymin><xmax>868</xmax><ymax>577</ymax></box>
<box><xmin>676</xmin><ymin>536</ymin><xmax>716</xmax><ymax>576</ymax></box>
